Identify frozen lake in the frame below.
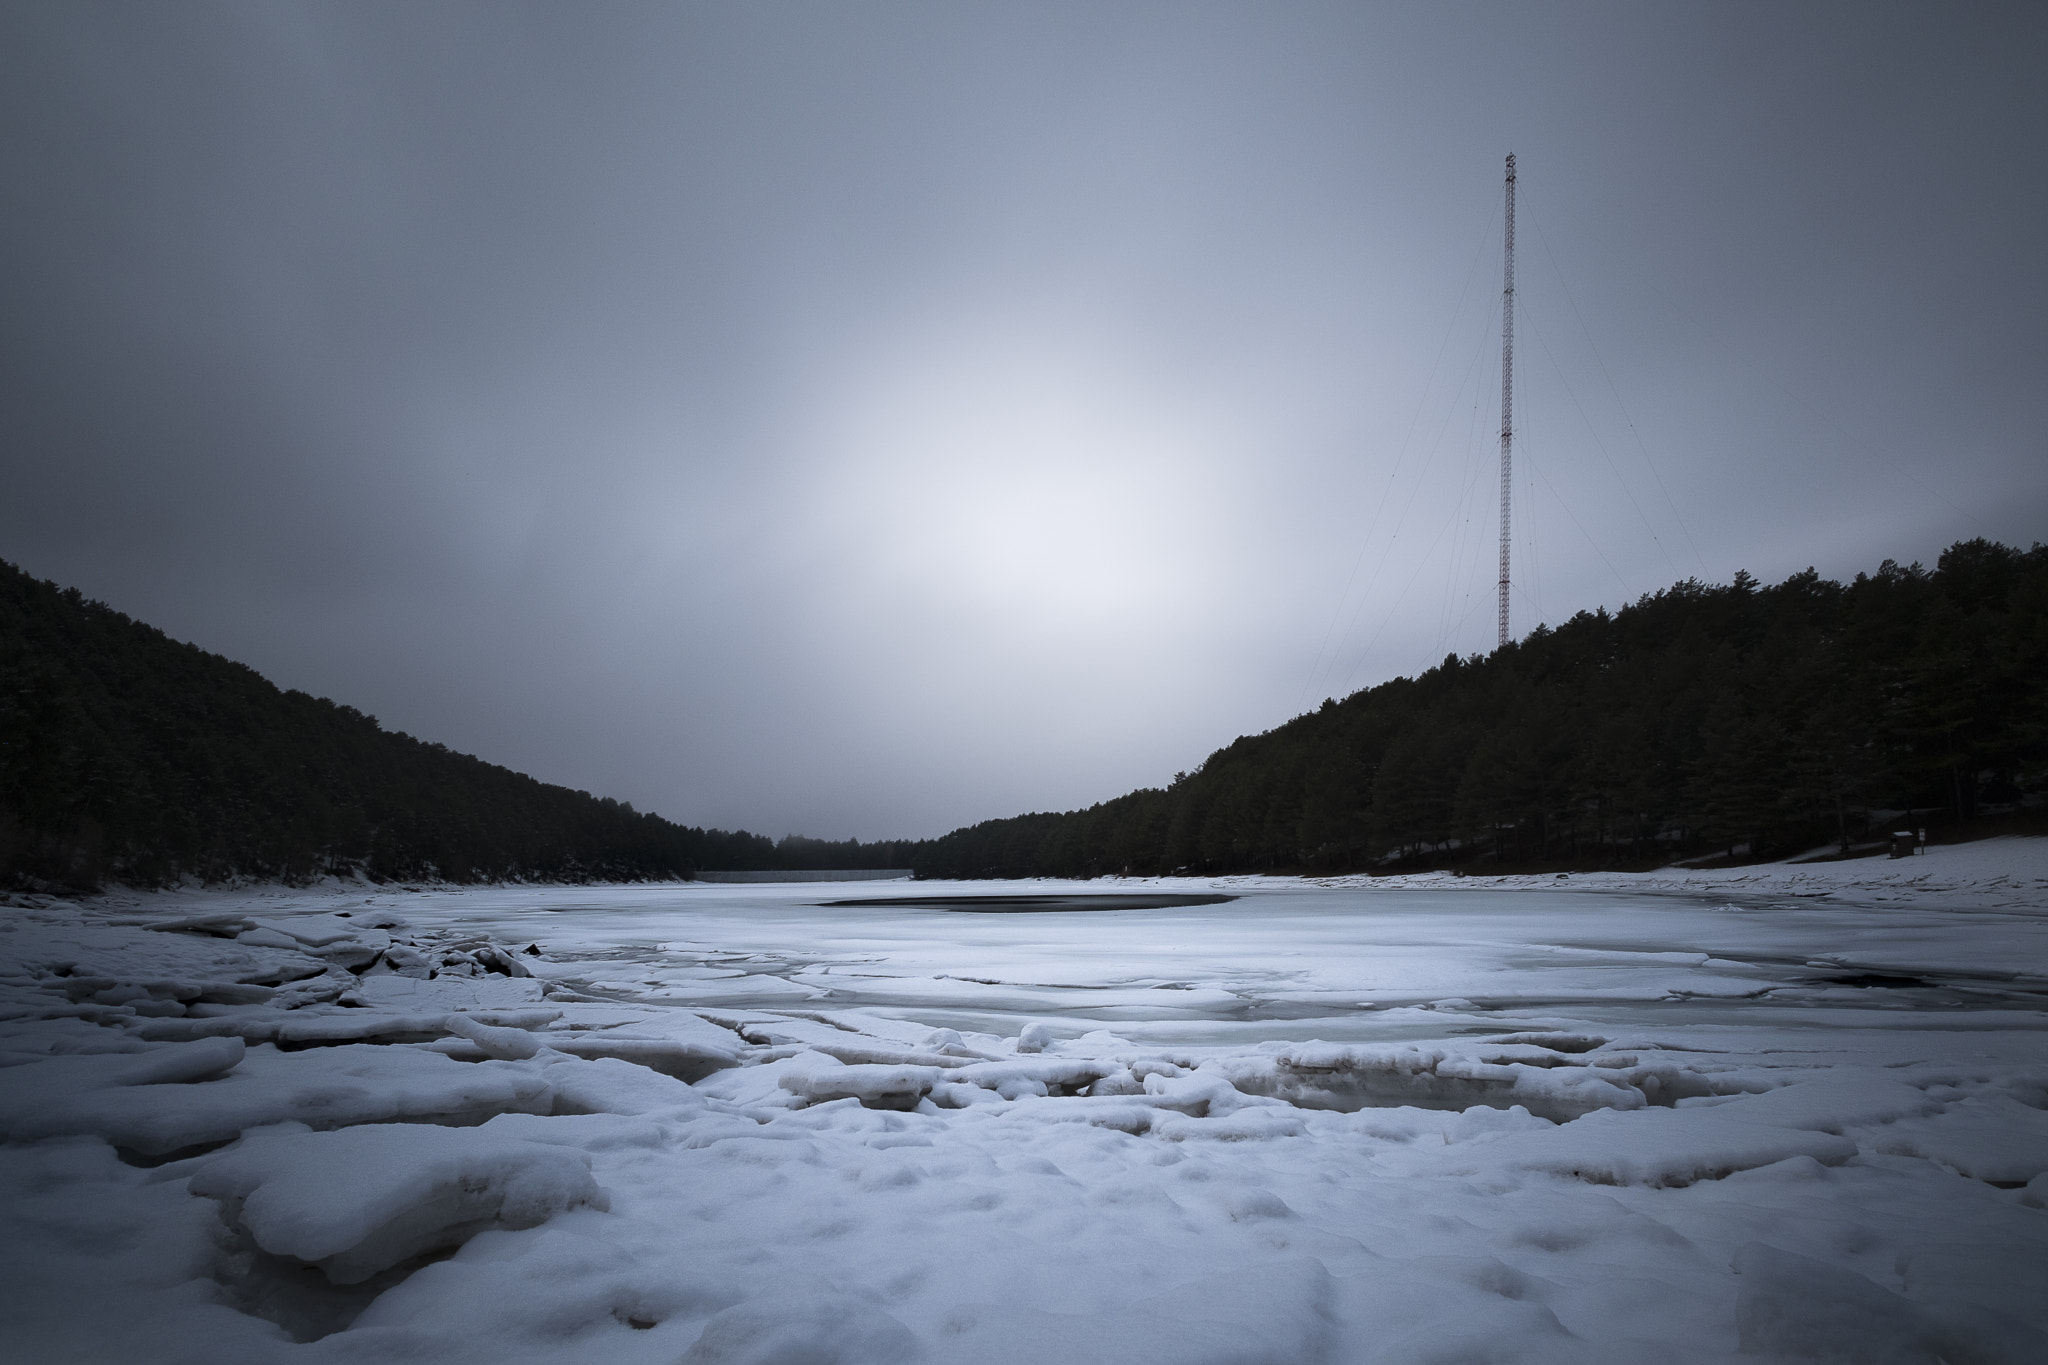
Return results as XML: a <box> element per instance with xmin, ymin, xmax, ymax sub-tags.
<box><xmin>3</xmin><ymin>849</ymin><xmax>2046</xmax><ymax>1363</ymax></box>
<box><xmin>396</xmin><ymin>877</ymin><xmax>2048</xmax><ymax>1039</ymax></box>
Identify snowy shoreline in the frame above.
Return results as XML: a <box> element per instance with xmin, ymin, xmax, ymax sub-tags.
<box><xmin>1326</xmin><ymin>833</ymin><xmax>2048</xmax><ymax>910</ymax></box>
<box><xmin>43</xmin><ymin>827</ymin><xmax>2048</xmax><ymax>912</ymax></box>
<box><xmin>3</xmin><ymin>842</ymin><xmax>2045</xmax><ymax>1362</ymax></box>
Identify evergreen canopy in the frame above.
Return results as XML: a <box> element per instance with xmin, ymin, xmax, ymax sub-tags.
<box><xmin>0</xmin><ymin>560</ymin><xmax>904</xmax><ymax>890</ymax></box>
<box><xmin>907</xmin><ymin>540</ymin><xmax>2048</xmax><ymax>878</ymax></box>
<box><xmin>5</xmin><ymin>541</ymin><xmax>2042</xmax><ymax>889</ymax></box>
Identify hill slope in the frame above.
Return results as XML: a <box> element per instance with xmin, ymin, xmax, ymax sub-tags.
<box><xmin>0</xmin><ymin>561</ymin><xmax>904</xmax><ymax>889</ymax></box>
<box><xmin>908</xmin><ymin>540</ymin><xmax>2048</xmax><ymax>878</ymax></box>
<box><xmin>12</xmin><ymin>540</ymin><xmax>2042</xmax><ymax>889</ymax></box>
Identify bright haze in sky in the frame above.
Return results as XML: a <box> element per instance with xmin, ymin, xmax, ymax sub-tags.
<box><xmin>2</xmin><ymin>3</ymin><xmax>2043</xmax><ymax>842</ymax></box>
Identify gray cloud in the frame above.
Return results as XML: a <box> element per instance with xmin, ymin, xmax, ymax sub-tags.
<box><xmin>3</xmin><ymin>2</ymin><xmax>2043</xmax><ymax>839</ymax></box>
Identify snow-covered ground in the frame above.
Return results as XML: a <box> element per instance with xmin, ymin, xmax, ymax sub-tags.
<box><xmin>4</xmin><ymin>840</ymin><xmax>2046</xmax><ymax>1363</ymax></box>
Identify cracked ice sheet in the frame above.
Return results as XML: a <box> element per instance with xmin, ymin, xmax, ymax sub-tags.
<box><xmin>0</xmin><ymin>857</ymin><xmax>2044</xmax><ymax>1364</ymax></box>
<box><xmin>360</xmin><ymin>874</ymin><xmax>2048</xmax><ymax>1026</ymax></box>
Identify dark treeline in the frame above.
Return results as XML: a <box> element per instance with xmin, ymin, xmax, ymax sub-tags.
<box><xmin>0</xmin><ymin>560</ymin><xmax>901</xmax><ymax>890</ymax></box>
<box><xmin>908</xmin><ymin>540</ymin><xmax>2048</xmax><ymax>878</ymax></box>
<box><xmin>10</xmin><ymin>542</ymin><xmax>2043</xmax><ymax>890</ymax></box>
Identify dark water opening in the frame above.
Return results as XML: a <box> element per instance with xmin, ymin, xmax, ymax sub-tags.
<box><xmin>821</xmin><ymin>893</ymin><xmax>1239</xmax><ymax>913</ymax></box>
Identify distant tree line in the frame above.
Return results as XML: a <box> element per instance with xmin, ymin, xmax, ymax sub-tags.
<box><xmin>0</xmin><ymin>559</ymin><xmax>902</xmax><ymax>891</ymax></box>
<box><xmin>10</xmin><ymin>541</ymin><xmax>2042</xmax><ymax>891</ymax></box>
<box><xmin>906</xmin><ymin>540</ymin><xmax>2048</xmax><ymax>878</ymax></box>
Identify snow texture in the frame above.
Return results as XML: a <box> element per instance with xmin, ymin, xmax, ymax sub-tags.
<box><xmin>1</xmin><ymin>838</ymin><xmax>2045</xmax><ymax>1362</ymax></box>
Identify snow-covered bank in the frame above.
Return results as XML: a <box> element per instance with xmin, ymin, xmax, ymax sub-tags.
<box><xmin>2</xmin><ymin>851</ymin><xmax>2046</xmax><ymax>1362</ymax></box>
<box><xmin>1325</xmin><ymin>833</ymin><xmax>2048</xmax><ymax>910</ymax></box>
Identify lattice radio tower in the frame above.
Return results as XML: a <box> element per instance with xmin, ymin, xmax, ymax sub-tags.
<box><xmin>1496</xmin><ymin>153</ymin><xmax>1516</xmax><ymax>650</ymax></box>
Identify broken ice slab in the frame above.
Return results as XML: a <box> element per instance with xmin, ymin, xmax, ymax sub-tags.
<box><xmin>1210</xmin><ymin>1042</ymin><xmax>1681</xmax><ymax>1122</ymax></box>
<box><xmin>188</xmin><ymin>1122</ymin><xmax>606</xmax><ymax>1283</ymax></box>
<box><xmin>1424</xmin><ymin>1106</ymin><xmax>1859</xmax><ymax>1187</ymax></box>
<box><xmin>780</xmin><ymin>1062</ymin><xmax>945</xmax><ymax>1111</ymax></box>
<box><xmin>348</xmin><ymin>974</ymin><xmax>546</xmax><ymax>1010</ymax></box>
<box><xmin>0</xmin><ymin>1038</ymin><xmax>552</xmax><ymax>1155</ymax></box>
<box><xmin>424</xmin><ymin>1032</ymin><xmax>741</xmax><ymax>1083</ymax></box>
<box><xmin>1853</xmin><ymin>1091</ymin><xmax>2048</xmax><ymax>1185</ymax></box>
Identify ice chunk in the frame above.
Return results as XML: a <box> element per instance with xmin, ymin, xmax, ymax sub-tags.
<box><xmin>308</xmin><ymin>929</ymin><xmax>389</xmax><ymax>970</ymax></box>
<box><xmin>140</xmin><ymin>912</ymin><xmax>258</xmax><ymax>937</ymax></box>
<box><xmin>611</xmin><ymin>1009</ymin><xmax>752</xmax><ymax>1054</ymax></box>
<box><xmin>0</xmin><ymin>1036</ymin><xmax>246</xmax><ymax>1125</ymax></box>
<box><xmin>444</xmin><ymin>1013</ymin><xmax>543</xmax><ymax>1060</ymax></box>
<box><xmin>930</xmin><ymin>1081</ymin><xmax>1006</xmax><ymax>1108</ymax></box>
<box><xmin>780</xmin><ymin>1063</ymin><xmax>942</xmax><ymax>1111</ymax></box>
<box><xmin>468</xmin><ymin>945</ymin><xmax>532</xmax><ymax>977</ymax></box>
<box><xmin>377</xmin><ymin>942</ymin><xmax>435</xmax><ymax>978</ymax></box>
<box><xmin>1856</xmin><ymin>1092</ymin><xmax>2048</xmax><ymax>1185</ymax></box>
<box><xmin>966</xmin><ymin>1091</ymin><xmax>1171</xmax><ymax>1130</ymax></box>
<box><xmin>1084</xmin><ymin>1068</ymin><xmax>1145</xmax><ymax>1097</ymax></box>
<box><xmin>0</xmin><ymin>1015</ymin><xmax>152</xmax><ymax>1060</ymax></box>
<box><xmin>267</xmin><ymin>967</ymin><xmax>361</xmax><ymax>1010</ymax></box>
<box><xmin>1142</xmin><ymin>1069</ymin><xmax>1285</xmax><ymax>1118</ymax></box>
<box><xmin>2</xmin><ymin>1040</ymin><xmax>550</xmax><ymax>1153</ymax></box>
<box><xmin>944</xmin><ymin>1056</ymin><xmax>1117</xmax><ymax>1099</ymax></box>
<box><xmin>275</xmin><ymin>1011</ymin><xmax>457</xmax><ymax>1046</ymax></box>
<box><xmin>245</xmin><ymin>915</ymin><xmax>363</xmax><ymax>948</ymax></box>
<box><xmin>479</xmin><ymin>1110</ymin><xmax>674</xmax><ymax>1152</ymax></box>
<box><xmin>1215</xmin><ymin>1043</ymin><xmax>1651</xmax><ymax>1122</ymax></box>
<box><xmin>1016</xmin><ymin>1021</ymin><xmax>1055</xmax><ymax>1053</ymax></box>
<box><xmin>189</xmin><ymin>1122</ymin><xmax>606</xmax><ymax>1283</ymax></box>
<box><xmin>1707</xmin><ymin>1074</ymin><xmax>1939</xmax><ymax>1133</ymax></box>
<box><xmin>541</xmin><ymin>1055</ymin><xmax>707</xmax><ymax>1116</ymax></box>
<box><xmin>136</xmin><ymin>1008</ymin><xmax>453</xmax><ymax>1046</ymax></box>
<box><xmin>1151</xmin><ymin>1109</ymin><xmax>1308</xmax><ymax>1142</ymax></box>
<box><xmin>802</xmin><ymin>1040</ymin><xmax>975</xmax><ymax>1070</ymax></box>
<box><xmin>351</xmin><ymin>974</ymin><xmax>546</xmax><ymax>1010</ymax></box>
<box><xmin>1431</xmin><ymin>1107</ymin><xmax>1857</xmax><ymax>1187</ymax></box>
<box><xmin>536</xmin><ymin>1035</ymin><xmax>739</xmax><ymax>1082</ymax></box>
<box><xmin>714</xmin><ymin>1013</ymin><xmax>881</xmax><ymax>1049</ymax></box>
<box><xmin>344</xmin><ymin>1221</ymin><xmax>742</xmax><ymax>1343</ymax></box>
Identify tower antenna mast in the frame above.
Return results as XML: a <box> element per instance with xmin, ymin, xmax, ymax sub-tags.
<box><xmin>1497</xmin><ymin>153</ymin><xmax>1516</xmax><ymax>650</ymax></box>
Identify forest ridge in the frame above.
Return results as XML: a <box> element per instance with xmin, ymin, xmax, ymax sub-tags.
<box><xmin>908</xmin><ymin>539</ymin><xmax>2047</xmax><ymax>878</ymax></box>
<box><xmin>3</xmin><ymin>540</ymin><xmax>2042</xmax><ymax>890</ymax></box>
<box><xmin>0</xmin><ymin>560</ymin><xmax>908</xmax><ymax>890</ymax></box>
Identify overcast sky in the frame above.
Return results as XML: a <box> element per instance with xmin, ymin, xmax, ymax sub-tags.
<box><xmin>3</xmin><ymin>2</ymin><xmax>2043</xmax><ymax>841</ymax></box>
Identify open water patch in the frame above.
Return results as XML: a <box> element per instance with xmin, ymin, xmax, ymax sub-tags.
<box><xmin>822</xmin><ymin>893</ymin><xmax>1238</xmax><ymax>913</ymax></box>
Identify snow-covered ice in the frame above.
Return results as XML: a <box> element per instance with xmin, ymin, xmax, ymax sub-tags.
<box><xmin>2</xmin><ymin>839</ymin><xmax>2045</xmax><ymax>1362</ymax></box>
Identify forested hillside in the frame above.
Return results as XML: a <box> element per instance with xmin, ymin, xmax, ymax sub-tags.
<box><xmin>11</xmin><ymin>541</ymin><xmax>2043</xmax><ymax>890</ymax></box>
<box><xmin>908</xmin><ymin>540</ymin><xmax>2048</xmax><ymax>878</ymax></box>
<box><xmin>0</xmin><ymin>561</ymin><xmax>906</xmax><ymax>890</ymax></box>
